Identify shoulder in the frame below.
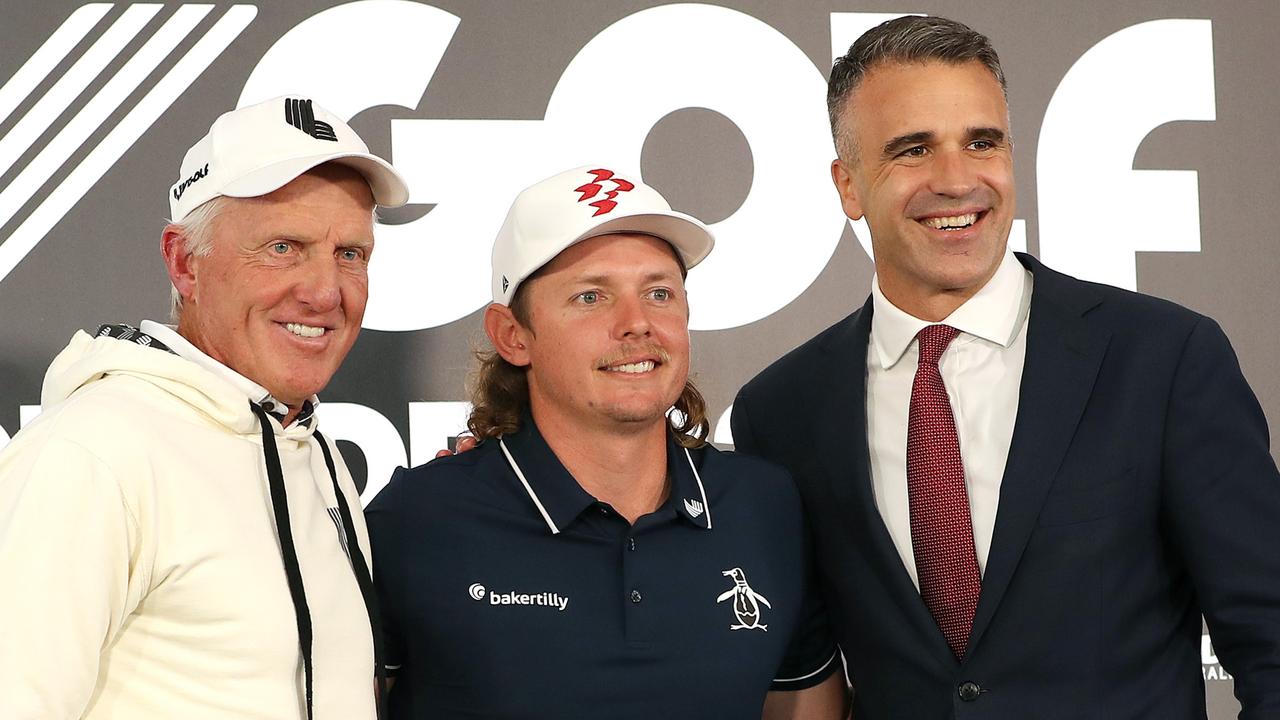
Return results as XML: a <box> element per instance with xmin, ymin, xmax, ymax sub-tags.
<box><xmin>693</xmin><ymin>444</ymin><xmax>804</xmax><ymax>515</ymax></box>
<box><xmin>1026</xmin><ymin>253</ymin><xmax>1205</xmax><ymax>333</ymax></box>
<box><xmin>1025</xmin><ymin>256</ymin><xmax>1235</xmax><ymax>379</ymax></box>
<box><xmin>0</xmin><ymin>382</ymin><xmax>156</xmax><ymax>521</ymax></box>
<box><xmin>696</xmin><ymin>444</ymin><xmax>793</xmax><ymax>484</ymax></box>
<box><xmin>737</xmin><ymin>306</ymin><xmax>866</xmax><ymax>405</ymax></box>
<box><xmin>8</xmin><ymin>374</ymin><xmax>180</xmax><ymax>468</ymax></box>
<box><xmin>366</xmin><ymin>439</ymin><xmax>509</xmax><ymax>519</ymax></box>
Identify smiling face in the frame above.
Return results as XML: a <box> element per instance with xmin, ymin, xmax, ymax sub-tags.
<box><xmin>832</xmin><ymin>59</ymin><xmax>1015</xmax><ymax>320</ymax></box>
<box><xmin>168</xmin><ymin>165</ymin><xmax>375</xmax><ymax>416</ymax></box>
<box><xmin>507</xmin><ymin>233</ymin><xmax>690</xmax><ymax>436</ymax></box>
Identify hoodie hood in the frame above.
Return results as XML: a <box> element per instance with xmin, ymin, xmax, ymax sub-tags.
<box><xmin>42</xmin><ymin>328</ymin><xmax>300</xmax><ymax>438</ymax></box>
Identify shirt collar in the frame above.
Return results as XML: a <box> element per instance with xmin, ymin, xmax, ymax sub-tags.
<box><xmin>138</xmin><ymin>320</ymin><xmax>317</xmax><ymax>425</ymax></box>
<box><xmin>668</xmin><ymin>442</ymin><xmax>713</xmax><ymax>530</ymax></box>
<box><xmin>497</xmin><ymin>416</ymin><xmax>713</xmax><ymax>535</ymax></box>
<box><xmin>869</xmin><ymin>249</ymin><xmax>1031</xmax><ymax>370</ymax></box>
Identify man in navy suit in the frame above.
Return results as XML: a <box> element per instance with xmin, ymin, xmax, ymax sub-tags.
<box><xmin>732</xmin><ymin>15</ymin><xmax>1280</xmax><ymax>718</ymax></box>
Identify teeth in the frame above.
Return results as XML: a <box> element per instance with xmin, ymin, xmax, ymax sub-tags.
<box><xmin>921</xmin><ymin>213</ymin><xmax>978</xmax><ymax>230</ymax></box>
<box><xmin>285</xmin><ymin>322</ymin><xmax>325</xmax><ymax>338</ymax></box>
<box><xmin>607</xmin><ymin>361</ymin><xmax>655</xmax><ymax>374</ymax></box>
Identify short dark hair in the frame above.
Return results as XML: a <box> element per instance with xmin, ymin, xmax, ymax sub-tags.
<box><xmin>828</xmin><ymin>15</ymin><xmax>1007</xmax><ymax>161</ymax></box>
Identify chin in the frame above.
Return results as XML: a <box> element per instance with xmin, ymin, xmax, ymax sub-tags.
<box><xmin>601</xmin><ymin>403</ymin><xmax>672</xmax><ymax>427</ymax></box>
<box><xmin>930</xmin><ymin>257</ymin><xmax>999</xmax><ymax>289</ymax></box>
<box><xmin>271</xmin><ymin>377</ymin><xmax>327</xmax><ymax>405</ymax></box>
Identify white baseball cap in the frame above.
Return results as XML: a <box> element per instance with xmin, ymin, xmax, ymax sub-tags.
<box><xmin>491</xmin><ymin>166</ymin><xmax>715</xmax><ymax>305</ymax></box>
<box><xmin>168</xmin><ymin>95</ymin><xmax>409</xmax><ymax>222</ymax></box>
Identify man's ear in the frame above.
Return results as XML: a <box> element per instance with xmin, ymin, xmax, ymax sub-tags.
<box><xmin>483</xmin><ymin>303</ymin><xmax>532</xmax><ymax>367</ymax></box>
<box><xmin>830</xmin><ymin>159</ymin><xmax>865</xmax><ymax>221</ymax></box>
<box><xmin>161</xmin><ymin>225</ymin><xmax>198</xmax><ymax>305</ymax></box>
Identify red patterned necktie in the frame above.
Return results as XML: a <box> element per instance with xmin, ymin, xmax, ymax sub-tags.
<box><xmin>907</xmin><ymin>324</ymin><xmax>981</xmax><ymax>660</ymax></box>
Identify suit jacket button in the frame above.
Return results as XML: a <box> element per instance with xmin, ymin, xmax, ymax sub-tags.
<box><xmin>958</xmin><ymin>681</ymin><xmax>982</xmax><ymax>701</ymax></box>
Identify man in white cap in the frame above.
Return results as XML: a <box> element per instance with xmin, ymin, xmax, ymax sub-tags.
<box><xmin>0</xmin><ymin>96</ymin><xmax>408</xmax><ymax>720</ymax></box>
<box><xmin>365</xmin><ymin>167</ymin><xmax>847</xmax><ymax>719</ymax></box>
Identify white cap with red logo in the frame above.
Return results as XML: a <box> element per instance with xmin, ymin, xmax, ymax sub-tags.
<box><xmin>168</xmin><ymin>95</ymin><xmax>409</xmax><ymax>222</ymax></box>
<box><xmin>490</xmin><ymin>166</ymin><xmax>716</xmax><ymax>305</ymax></box>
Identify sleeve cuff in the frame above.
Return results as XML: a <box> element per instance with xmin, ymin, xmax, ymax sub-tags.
<box><xmin>770</xmin><ymin>647</ymin><xmax>841</xmax><ymax>691</ymax></box>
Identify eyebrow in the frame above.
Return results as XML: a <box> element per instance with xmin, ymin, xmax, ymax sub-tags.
<box><xmin>969</xmin><ymin>127</ymin><xmax>1007</xmax><ymax>144</ymax></box>
<box><xmin>574</xmin><ymin>270</ymin><xmax>682</xmax><ymax>286</ymax></box>
<box><xmin>881</xmin><ymin>131</ymin><xmax>933</xmax><ymax>159</ymax></box>
<box><xmin>880</xmin><ymin>127</ymin><xmax>1008</xmax><ymax>159</ymax></box>
<box><xmin>270</xmin><ymin>232</ymin><xmax>374</xmax><ymax>246</ymax></box>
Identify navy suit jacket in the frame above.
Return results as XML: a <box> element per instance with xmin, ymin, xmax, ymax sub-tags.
<box><xmin>732</xmin><ymin>253</ymin><xmax>1280</xmax><ymax>719</ymax></box>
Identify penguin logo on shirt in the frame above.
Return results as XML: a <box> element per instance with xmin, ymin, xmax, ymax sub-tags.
<box><xmin>717</xmin><ymin>567</ymin><xmax>771</xmax><ymax>631</ymax></box>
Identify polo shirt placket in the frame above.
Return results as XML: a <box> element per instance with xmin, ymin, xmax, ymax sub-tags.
<box><xmin>499</xmin><ymin>425</ymin><xmax>715</xmax><ymax>648</ymax></box>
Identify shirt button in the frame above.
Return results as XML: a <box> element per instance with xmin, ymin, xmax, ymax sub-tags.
<box><xmin>957</xmin><ymin>681</ymin><xmax>982</xmax><ymax>702</ymax></box>
<box><xmin>598</xmin><ymin>506</ymin><xmax>609</xmax><ymax>516</ymax></box>
<box><xmin>630</xmin><ymin>589</ymin><xmax>642</xmax><ymax>604</ymax></box>
<box><xmin>628</xmin><ymin>537</ymin><xmax>636</xmax><ymax>551</ymax></box>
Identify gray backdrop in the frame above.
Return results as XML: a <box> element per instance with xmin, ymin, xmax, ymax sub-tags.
<box><xmin>2</xmin><ymin>1</ymin><xmax>1276</xmax><ymax>715</ymax></box>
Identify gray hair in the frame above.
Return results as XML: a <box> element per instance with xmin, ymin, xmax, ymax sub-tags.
<box><xmin>827</xmin><ymin>15</ymin><xmax>1007</xmax><ymax>161</ymax></box>
<box><xmin>167</xmin><ymin>196</ymin><xmax>230</xmax><ymax>321</ymax></box>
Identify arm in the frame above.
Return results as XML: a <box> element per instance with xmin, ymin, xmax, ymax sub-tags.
<box><xmin>1162</xmin><ymin>317</ymin><xmax>1280</xmax><ymax>716</ymax></box>
<box><xmin>0</xmin><ymin>437</ymin><xmax>140</xmax><ymax>719</ymax></box>
<box><xmin>763</xmin><ymin>672</ymin><xmax>849</xmax><ymax>720</ymax></box>
<box><xmin>765</xmin><ymin>460</ymin><xmax>844</xmax><ymax>718</ymax></box>
<box><xmin>365</xmin><ymin>469</ymin><xmax>408</xmax><ymax>701</ymax></box>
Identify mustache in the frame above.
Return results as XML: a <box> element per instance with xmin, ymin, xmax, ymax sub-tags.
<box><xmin>596</xmin><ymin>343</ymin><xmax>671</xmax><ymax>368</ymax></box>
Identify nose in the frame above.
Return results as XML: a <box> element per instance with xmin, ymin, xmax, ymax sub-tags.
<box><xmin>294</xmin><ymin>254</ymin><xmax>342</xmax><ymax>312</ymax></box>
<box><xmin>611</xmin><ymin>293</ymin><xmax>653</xmax><ymax>340</ymax></box>
<box><xmin>928</xmin><ymin>147</ymin><xmax>978</xmax><ymax>198</ymax></box>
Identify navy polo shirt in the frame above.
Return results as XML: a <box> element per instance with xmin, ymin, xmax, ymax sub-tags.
<box><xmin>366</xmin><ymin>417</ymin><xmax>838</xmax><ymax>720</ymax></box>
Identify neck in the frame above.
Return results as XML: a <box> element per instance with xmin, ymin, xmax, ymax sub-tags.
<box><xmin>529</xmin><ymin>402</ymin><xmax>670</xmax><ymax>525</ymax></box>
<box><xmin>175</xmin><ymin>318</ymin><xmax>302</xmax><ymax>427</ymax></box>
<box><xmin>883</xmin><ymin>287</ymin><xmax>972</xmax><ymax>322</ymax></box>
<box><xmin>877</xmin><ymin>266</ymin><xmax>1002</xmax><ymax>322</ymax></box>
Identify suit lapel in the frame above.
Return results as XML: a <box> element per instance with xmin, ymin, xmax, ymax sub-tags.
<box><xmin>966</xmin><ymin>255</ymin><xmax>1111</xmax><ymax>655</ymax></box>
<box><xmin>813</xmin><ymin>297</ymin><xmax>959</xmax><ymax>662</ymax></box>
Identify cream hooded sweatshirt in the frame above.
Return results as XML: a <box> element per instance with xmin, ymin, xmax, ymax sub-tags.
<box><xmin>0</xmin><ymin>327</ymin><xmax>375</xmax><ymax>719</ymax></box>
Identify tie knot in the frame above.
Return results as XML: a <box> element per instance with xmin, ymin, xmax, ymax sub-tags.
<box><xmin>916</xmin><ymin>324</ymin><xmax>960</xmax><ymax>365</ymax></box>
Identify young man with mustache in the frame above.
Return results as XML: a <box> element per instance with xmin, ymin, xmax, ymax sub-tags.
<box><xmin>365</xmin><ymin>166</ymin><xmax>847</xmax><ymax>719</ymax></box>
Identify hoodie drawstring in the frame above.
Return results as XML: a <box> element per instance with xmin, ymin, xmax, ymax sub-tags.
<box><xmin>250</xmin><ymin>402</ymin><xmax>315</xmax><ymax>719</ymax></box>
<box><xmin>314</xmin><ymin>428</ymin><xmax>386</xmax><ymax>720</ymax></box>
<box><xmin>250</xmin><ymin>403</ymin><xmax>386</xmax><ymax>720</ymax></box>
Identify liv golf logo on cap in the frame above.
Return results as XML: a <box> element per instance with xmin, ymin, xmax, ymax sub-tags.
<box><xmin>284</xmin><ymin>97</ymin><xmax>337</xmax><ymax>141</ymax></box>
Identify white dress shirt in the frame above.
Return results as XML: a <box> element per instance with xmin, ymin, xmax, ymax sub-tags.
<box><xmin>866</xmin><ymin>250</ymin><xmax>1033</xmax><ymax>588</ymax></box>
